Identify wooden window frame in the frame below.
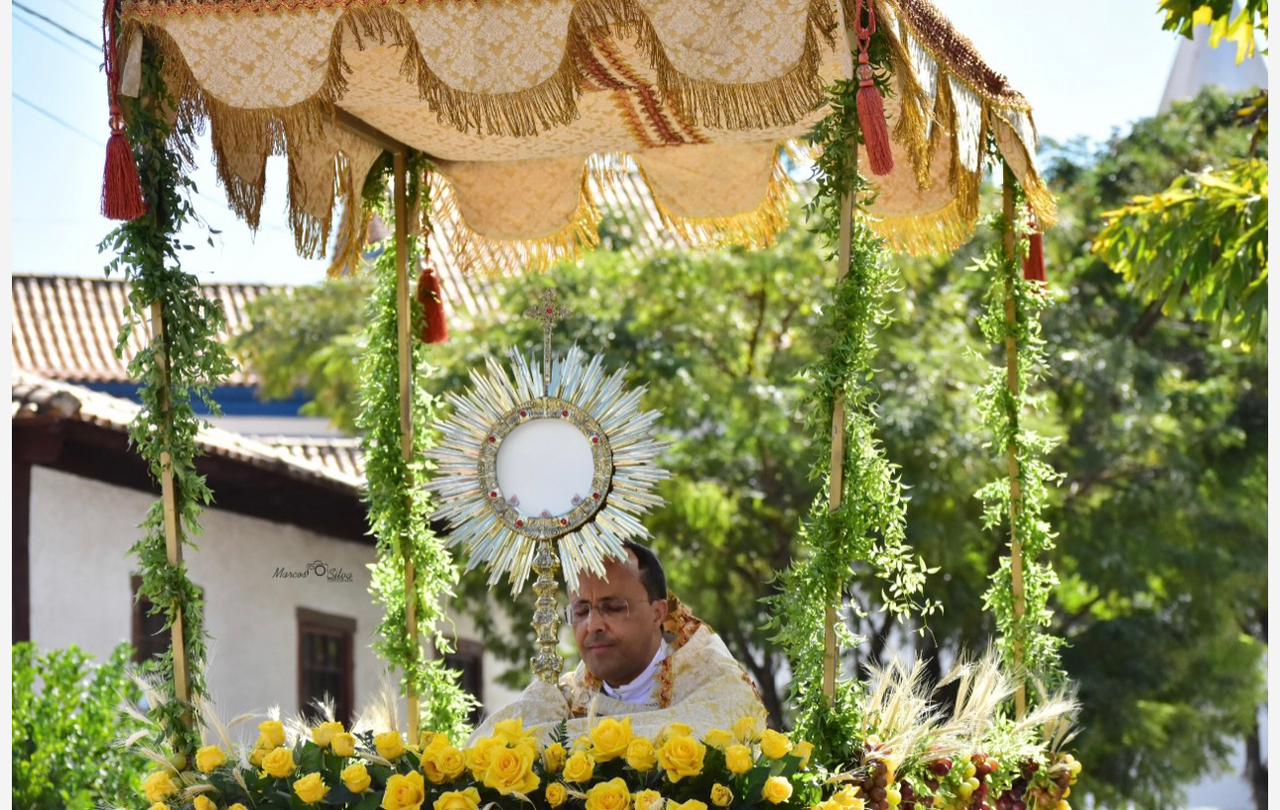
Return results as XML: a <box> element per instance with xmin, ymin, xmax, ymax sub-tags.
<box><xmin>296</xmin><ymin>607</ymin><xmax>356</xmax><ymax>727</ymax></box>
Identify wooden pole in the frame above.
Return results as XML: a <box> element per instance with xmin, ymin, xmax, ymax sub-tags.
<box><xmin>1001</xmin><ymin>163</ymin><xmax>1027</xmax><ymax>720</ymax></box>
<box><xmin>393</xmin><ymin>151</ymin><xmax>421</xmax><ymax>743</ymax></box>
<box><xmin>822</xmin><ymin>141</ymin><xmax>859</xmax><ymax>703</ymax></box>
<box><xmin>150</xmin><ymin>301</ymin><xmax>192</xmax><ymax>722</ymax></box>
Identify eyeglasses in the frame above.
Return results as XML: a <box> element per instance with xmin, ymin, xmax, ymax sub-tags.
<box><xmin>566</xmin><ymin>597</ymin><xmax>633</xmax><ymax>626</ymax></box>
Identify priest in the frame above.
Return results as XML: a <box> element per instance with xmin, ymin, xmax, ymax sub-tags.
<box><xmin>470</xmin><ymin>541</ymin><xmax>766</xmax><ymax>742</ymax></box>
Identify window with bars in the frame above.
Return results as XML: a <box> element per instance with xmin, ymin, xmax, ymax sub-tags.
<box><xmin>444</xmin><ymin>638</ymin><xmax>485</xmax><ymax>725</ymax></box>
<box><xmin>297</xmin><ymin>608</ymin><xmax>356</xmax><ymax>727</ymax></box>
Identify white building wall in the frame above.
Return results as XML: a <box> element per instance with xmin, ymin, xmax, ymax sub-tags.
<box><xmin>27</xmin><ymin>465</ymin><xmax>521</xmax><ymax>736</ymax></box>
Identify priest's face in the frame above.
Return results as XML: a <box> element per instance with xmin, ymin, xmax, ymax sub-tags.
<box><xmin>569</xmin><ymin>552</ymin><xmax>669</xmax><ymax>687</ymax></box>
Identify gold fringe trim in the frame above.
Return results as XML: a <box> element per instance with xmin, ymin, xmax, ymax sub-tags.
<box><xmin>615</xmin><ymin>149</ymin><xmax>793</xmax><ymax>252</ymax></box>
<box><xmin>325</xmin><ymin>151</ymin><xmax>372</xmax><ymax>278</ymax></box>
<box><xmin>570</xmin><ymin>0</ymin><xmax>838</xmax><ymax>132</ymax></box>
<box><xmin>431</xmin><ymin>171</ymin><xmax>602</xmax><ymax>277</ymax></box>
<box><xmin>332</xmin><ymin>8</ymin><xmax>579</xmax><ymax>138</ymax></box>
<box><xmin>870</xmin><ymin>198</ymin><xmax>977</xmax><ymax>256</ymax></box>
<box><xmin>876</xmin><ymin>1</ymin><xmax>935</xmax><ymax>190</ymax></box>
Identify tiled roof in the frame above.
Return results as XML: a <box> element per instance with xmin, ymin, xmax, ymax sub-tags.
<box><xmin>11</xmin><ymin>274</ymin><xmax>270</xmax><ymax>385</ymax></box>
<box><xmin>12</xmin><ymin>372</ymin><xmax>365</xmax><ymax>494</ymax></box>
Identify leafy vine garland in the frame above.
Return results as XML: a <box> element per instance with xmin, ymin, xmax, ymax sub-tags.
<box><xmin>99</xmin><ymin>37</ymin><xmax>234</xmax><ymax>758</ymax></box>
<box><xmin>769</xmin><ymin>60</ymin><xmax>938</xmax><ymax>766</ymax></box>
<box><xmin>356</xmin><ymin>189</ymin><xmax>476</xmax><ymax>743</ymax></box>
<box><xmin>974</xmin><ymin>193</ymin><xmax>1067</xmax><ymax>696</ymax></box>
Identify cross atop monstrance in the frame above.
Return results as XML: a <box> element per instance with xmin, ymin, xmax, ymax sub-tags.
<box><xmin>524</xmin><ymin>289</ymin><xmax>572</xmax><ymax>394</ymax></box>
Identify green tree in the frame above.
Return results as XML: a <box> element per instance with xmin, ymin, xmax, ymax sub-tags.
<box><xmin>13</xmin><ymin>643</ymin><xmax>148</xmax><ymax>810</ymax></box>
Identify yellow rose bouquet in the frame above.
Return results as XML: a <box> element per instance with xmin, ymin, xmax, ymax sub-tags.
<box><xmin>154</xmin><ymin>713</ymin><xmax>820</xmax><ymax>810</ymax></box>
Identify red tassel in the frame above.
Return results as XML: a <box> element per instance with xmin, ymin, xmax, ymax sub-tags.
<box><xmin>417</xmin><ymin>266</ymin><xmax>449</xmax><ymax>344</ymax></box>
<box><xmin>853</xmin><ymin>0</ymin><xmax>894</xmax><ymax>176</ymax></box>
<box><xmin>100</xmin><ymin>0</ymin><xmax>146</xmax><ymax>221</ymax></box>
<box><xmin>103</xmin><ymin>125</ymin><xmax>146</xmax><ymax>220</ymax></box>
<box><xmin>1023</xmin><ymin>230</ymin><xmax>1046</xmax><ymax>282</ymax></box>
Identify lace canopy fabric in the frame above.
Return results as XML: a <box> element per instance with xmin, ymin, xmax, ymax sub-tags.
<box><xmin>119</xmin><ymin>0</ymin><xmax>1055</xmax><ymax>273</ymax></box>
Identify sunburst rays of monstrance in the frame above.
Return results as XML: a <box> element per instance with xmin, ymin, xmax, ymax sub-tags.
<box><xmin>426</xmin><ymin>291</ymin><xmax>669</xmax><ymax>681</ymax></box>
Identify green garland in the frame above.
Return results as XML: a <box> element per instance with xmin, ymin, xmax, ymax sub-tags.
<box><xmin>973</xmin><ymin>194</ymin><xmax>1066</xmax><ymax>694</ymax></box>
<box><xmin>769</xmin><ymin>69</ymin><xmax>937</xmax><ymax>765</ymax></box>
<box><xmin>98</xmin><ymin>39</ymin><xmax>233</xmax><ymax>758</ymax></box>
<box><xmin>356</xmin><ymin>193</ymin><xmax>476</xmax><ymax>743</ymax></box>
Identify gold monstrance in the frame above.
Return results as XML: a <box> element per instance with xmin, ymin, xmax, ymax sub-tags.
<box><xmin>427</xmin><ymin>291</ymin><xmax>668</xmax><ymax>682</ymax></box>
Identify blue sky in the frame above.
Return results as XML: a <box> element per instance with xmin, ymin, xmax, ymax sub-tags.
<box><xmin>10</xmin><ymin>1</ymin><xmax>1182</xmax><ymax>286</ymax></box>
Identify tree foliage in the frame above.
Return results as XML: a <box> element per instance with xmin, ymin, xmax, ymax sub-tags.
<box><xmin>12</xmin><ymin>643</ymin><xmax>148</xmax><ymax>810</ymax></box>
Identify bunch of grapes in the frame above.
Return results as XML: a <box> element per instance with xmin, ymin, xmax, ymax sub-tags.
<box><xmin>857</xmin><ymin>745</ymin><xmax>902</xmax><ymax>810</ymax></box>
<box><xmin>1021</xmin><ymin>753</ymin><xmax>1081</xmax><ymax>810</ymax></box>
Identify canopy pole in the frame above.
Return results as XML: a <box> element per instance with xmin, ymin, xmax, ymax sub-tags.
<box><xmin>823</xmin><ymin>136</ymin><xmax>860</xmax><ymax>704</ymax></box>
<box><xmin>1001</xmin><ymin>163</ymin><xmax>1027</xmax><ymax>720</ymax></box>
<box><xmin>150</xmin><ymin>301</ymin><xmax>192</xmax><ymax>726</ymax></box>
<box><xmin>394</xmin><ymin>150</ymin><xmax>421</xmax><ymax>743</ymax></box>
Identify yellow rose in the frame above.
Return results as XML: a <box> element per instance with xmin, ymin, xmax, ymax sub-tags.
<box><xmin>585</xmin><ymin>778</ymin><xmax>632</xmax><ymax>810</ymax></box>
<box><xmin>147</xmin><ymin>804</ymin><xmax>169</xmax><ymax>810</ymax></box>
<box><xmin>383</xmin><ymin>772</ymin><xmax>427</xmax><ymax>810</ymax></box>
<box><xmin>141</xmin><ymin>770</ymin><xmax>178</xmax><ymax>803</ymax></box>
<box><xmin>377</xmin><ymin>731</ymin><xmax>407</xmax><ymax>760</ymax></box>
<box><xmin>763</xmin><ymin>776</ymin><xmax>793</xmax><ymax>805</ymax></box>
<box><xmin>331</xmin><ymin>732</ymin><xmax>358</xmax><ymax>758</ymax></box>
<box><xmin>545</xmin><ymin>783</ymin><xmax>568</xmax><ymax>808</ymax></box>
<box><xmin>249</xmin><ymin>744</ymin><xmax>268</xmax><ymax>767</ymax></box>
<box><xmin>634</xmin><ymin>790</ymin><xmax>664</xmax><ymax>810</ymax></box>
<box><xmin>342</xmin><ymin>762</ymin><xmax>372</xmax><ymax>794</ymax></box>
<box><xmin>657</xmin><ymin>734</ymin><xmax>706</xmax><ymax>783</ymax></box>
<box><xmin>659</xmin><ymin>722</ymin><xmax>694</xmax><ymax>745</ymax></box>
<box><xmin>311</xmin><ymin>721</ymin><xmax>344</xmax><ymax>749</ymax></box>
<box><xmin>293</xmin><ymin>772</ymin><xmax>330</xmax><ymax>804</ymax></box>
<box><xmin>258</xmin><ymin>720</ymin><xmax>287</xmax><ymax>749</ymax></box>
<box><xmin>724</xmin><ymin>744</ymin><xmax>753</xmax><ymax>776</ymax></box>
<box><xmin>195</xmin><ymin>745</ymin><xmax>227</xmax><ymax>774</ymax></box>
<box><xmin>483</xmin><ymin>744</ymin><xmax>540</xmax><ymax>796</ymax></box>
<box><xmin>710</xmin><ymin>784</ymin><xmax>734</xmax><ymax>807</ymax></box>
<box><xmin>670</xmin><ymin>801</ymin><xmax>708</xmax><ymax>810</ymax></box>
<box><xmin>732</xmin><ymin>716</ymin><xmax>763</xmax><ymax>743</ymax></box>
<box><xmin>544</xmin><ymin>742</ymin><xmax>567</xmax><ymax>773</ymax></box>
<box><xmin>589</xmin><ymin>717</ymin><xmax>634</xmax><ymax>761</ymax></box>
<box><xmin>563</xmin><ymin>750</ymin><xmax>596</xmax><ymax>783</ymax></box>
<box><xmin>624</xmin><ymin>738</ymin><xmax>658</xmax><ymax>772</ymax></box>
<box><xmin>433</xmin><ymin>787</ymin><xmax>481</xmax><ymax>810</ymax></box>
<box><xmin>493</xmin><ymin>718</ymin><xmax>531</xmax><ymax>746</ymax></box>
<box><xmin>423</xmin><ymin>745</ymin><xmax>467</xmax><ymax>784</ymax></box>
<box><xmin>793</xmin><ymin>741</ymin><xmax>815</xmax><ymax>769</ymax></box>
<box><xmin>261</xmin><ymin>746</ymin><xmax>297</xmax><ymax>779</ymax></box>
<box><xmin>704</xmin><ymin>730</ymin><xmax>734</xmax><ymax>750</ymax></box>
<box><xmin>465</xmin><ymin>737</ymin><xmax>502</xmax><ymax>779</ymax></box>
<box><xmin>193</xmin><ymin>795</ymin><xmax>217</xmax><ymax>810</ymax></box>
<box><xmin>420</xmin><ymin>731</ymin><xmax>450</xmax><ymax>753</ymax></box>
<box><xmin>228</xmin><ymin>805</ymin><xmax>248</xmax><ymax>810</ymax></box>
<box><xmin>831</xmin><ymin>786</ymin><xmax>862</xmax><ymax>810</ymax></box>
<box><xmin>761</xmin><ymin>730</ymin><xmax>793</xmax><ymax>760</ymax></box>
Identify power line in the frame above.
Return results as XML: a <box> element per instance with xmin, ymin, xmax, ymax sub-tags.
<box><xmin>13</xmin><ymin>1</ymin><xmax>99</xmax><ymax>52</ymax></box>
<box><xmin>14</xmin><ymin>93</ymin><xmax>102</xmax><ymax>146</ymax></box>
<box><xmin>14</xmin><ymin>15</ymin><xmax>99</xmax><ymax>66</ymax></box>
<box><xmin>48</xmin><ymin>0</ymin><xmax>101</xmax><ymax>29</ymax></box>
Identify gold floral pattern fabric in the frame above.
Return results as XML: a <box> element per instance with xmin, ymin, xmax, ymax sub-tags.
<box><xmin>119</xmin><ymin>0</ymin><xmax>1054</xmax><ymax>272</ymax></box>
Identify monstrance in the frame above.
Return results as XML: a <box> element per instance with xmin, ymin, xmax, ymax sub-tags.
<box><xmin>427</xmin><ymin>290</ymin><xmax>669</xmax><ymax>681</ymax></box>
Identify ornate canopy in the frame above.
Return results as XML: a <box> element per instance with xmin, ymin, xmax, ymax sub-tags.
<box><xmin>119</xmin><ymin>0</ymin><xmax>1055</xmax><ymax>272</ymax></box>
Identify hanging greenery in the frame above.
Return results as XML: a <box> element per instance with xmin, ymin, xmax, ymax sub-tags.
<box><xmin>98</xmin><ymin>37</ymin><xmax>233</xmax><ymax>758</ymax></box>
<box><xmin>356</xmin><ymin>190</ymin><xmax>476</xmax><ymax>744</ymax></box>
<box><xmin>973</xmin><ymin>192</ymin><xmax>1067</xmax><ymax>695</ymax></box>
<box><xmin>769</xmin><ymin>63</ymin><xmax>938</xmax><ymax>765</ymax></box>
